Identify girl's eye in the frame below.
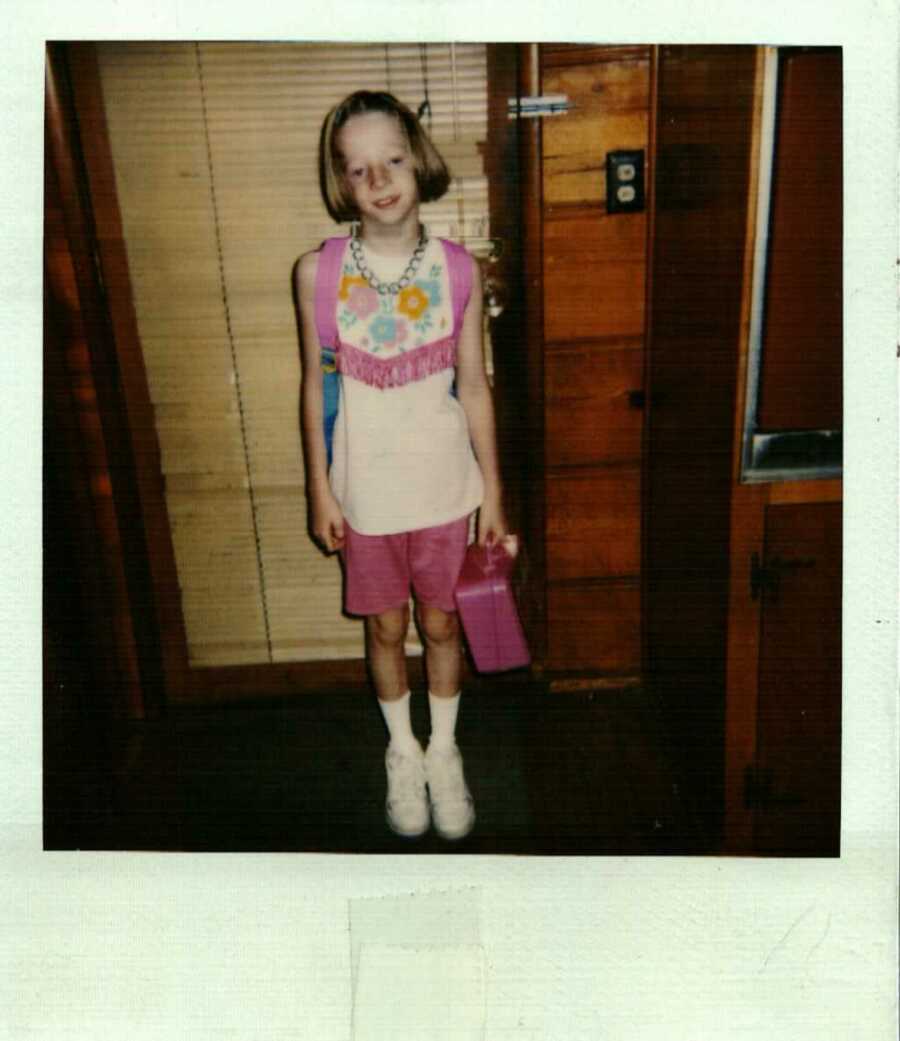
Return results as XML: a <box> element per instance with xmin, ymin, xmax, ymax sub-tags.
<box><xmin>349</xmin><ymin>167</ymin><xmax>365</xmax><ymax>179</ymax></box>
<box><xmin>389</xmin><ymin>156</ymin><xmax>405</xmax><ymax>166</ymax></box>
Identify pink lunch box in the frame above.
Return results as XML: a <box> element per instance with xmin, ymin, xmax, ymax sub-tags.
<box><xmin>454</xmin><ymin>540</ymin><xmax>531</xmax><ymax>673</ymax></box>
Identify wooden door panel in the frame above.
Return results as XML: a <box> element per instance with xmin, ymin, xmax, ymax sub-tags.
<box><xmin>546</xmin><ymin>582</ymin><xmax>641</xmax><ymax>673</ymax></box>
<box><xmin>535</xmin><ymin>44</ymin><xmax>655</xmax><ymax>680</ymax></box>
<box><xmin>542</xmin><ymin>56</ymin><xmax>651</xmax><ymax>208</ymax></box>
<box><xmin>754</xmin><ymin>502</ymin><xmax>841</xmax><ymax>854</ymax></box>
<box><xmin>545</xmin><ymin>344</ymin><xmax>644</xmax><ymax>467</ymax></box>
<box><xmin>544</xmin><ymin>213</ymin><xmax>646</xmax><ymax>342</ymax></box>
<box><xmin>546</xmin><ymin>469</ymin><xmax>641</xmax><ymax>581</ymax></box>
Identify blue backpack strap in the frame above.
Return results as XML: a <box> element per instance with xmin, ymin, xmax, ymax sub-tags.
<box><xmin>313</xmin><ymin>237</ymin><xmax>349</xmax><ymax>467</ymax></box>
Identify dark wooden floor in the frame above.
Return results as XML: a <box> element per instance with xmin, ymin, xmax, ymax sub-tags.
<box><xmin>45</xmin><ymin>674</ymin><xmax>714</xmax><ymax>855</ymax></box>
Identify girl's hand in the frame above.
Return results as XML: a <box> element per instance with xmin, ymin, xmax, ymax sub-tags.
<box><xmin>309</xmin><ymin>488</ymin><xmax>346</xmax><ymax>554</ymax></box>
<box><xmin>477</xmin><ymin>495</ymin><xmax>508</xmax><ymax>547</ymax></box>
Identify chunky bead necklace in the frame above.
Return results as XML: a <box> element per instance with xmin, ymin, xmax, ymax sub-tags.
<box><xmin>350</xmin><ymin>225</ymin><xmax>428</xmax><ymax>296</ymax></box>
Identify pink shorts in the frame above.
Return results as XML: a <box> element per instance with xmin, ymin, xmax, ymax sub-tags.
<box><xmin>341</xmin><ymin>515</ymin><xmax>470</xmax><ymax>617</ymax></box>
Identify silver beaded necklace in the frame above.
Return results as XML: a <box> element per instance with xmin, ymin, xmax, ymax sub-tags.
<box><xmin>350</xmin><ymin>224</ymin><xmax>428</xmax><ymax>296</ymax></box>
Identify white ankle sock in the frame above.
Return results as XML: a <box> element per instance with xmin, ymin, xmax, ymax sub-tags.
<box><xmin>378</xmin><ymin>690</ymin><xmax>418</xmax><ymax>750</ymax></box>
<box><xmin>428</xmin><ymin>690</ymin><xmax>461</xmax><ymax>749</ymax></box>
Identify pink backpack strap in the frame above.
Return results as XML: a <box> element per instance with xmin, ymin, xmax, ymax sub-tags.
<box><xmin>314</xmin><ymin>236</ymin><xmax>349</xmax><ymax>346</ymax></box>
<box><xmin>440</xmin><ymin>238</ymin><xmax>474</xmax><ymax>336</ymax></box>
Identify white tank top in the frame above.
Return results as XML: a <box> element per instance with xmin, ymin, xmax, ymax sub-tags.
<box><xmin>328</xmin><ymin>236</ymin><xmax>484</xmax><ymax>535</ymax></box>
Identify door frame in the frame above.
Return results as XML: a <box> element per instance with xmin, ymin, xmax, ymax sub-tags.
<box><xmin>482</xmin><ymin>43</ymin><xmax>553</xmax><ymax>671</ymax></box>
<box><xmin>46</xmin><ymin>42</ymin><xmax>176</xmax><ymax>717</ymax></box>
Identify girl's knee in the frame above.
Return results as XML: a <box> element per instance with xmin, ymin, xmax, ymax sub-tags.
<box><xmin>367</xmin><ymin>606</ymin><xmax>409</xmax><ymax>647</ymax></box>
<box><xmin>417</xmin><ymin>605</ymin><xmax>460</xmax><ymax>646</ymax></box>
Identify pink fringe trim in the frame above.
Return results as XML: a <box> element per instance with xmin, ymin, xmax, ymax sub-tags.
<box><xmin>336</xmin><ymin>335</ymin><xmax>457</xmax><ymax>390</ymax></box>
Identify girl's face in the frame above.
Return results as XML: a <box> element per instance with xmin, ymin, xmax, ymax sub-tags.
<box><xmin>337</xmin><ymin>111</ymin><xmax>419</xmax><ymax>229</ymax></box>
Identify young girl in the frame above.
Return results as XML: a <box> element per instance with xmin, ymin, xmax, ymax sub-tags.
<box><xmin>295</xmin><ymin>90</ymin><xmax>507</xmax><ymax>840</ymax></box>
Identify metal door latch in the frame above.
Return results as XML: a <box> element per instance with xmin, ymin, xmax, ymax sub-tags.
<box><xmin>508</xmin><ymin>94</ymin><xmax>572</xmax><ymax>119</ymax></box>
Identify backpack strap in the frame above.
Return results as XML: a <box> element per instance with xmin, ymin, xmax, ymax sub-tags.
<box><xmin>313</xmin><ymin>236</ymin><xmax>348</xmax><ymax>468</ymax></box>
<box><xmin>314</xmin><ymin>236</ymin><xmax>349</xmax><ymax>347</ymax></box>
<box><xmin>439</xmin><ymin>238</ymin><xmax>474</xmax><ymax>337</ymax></box>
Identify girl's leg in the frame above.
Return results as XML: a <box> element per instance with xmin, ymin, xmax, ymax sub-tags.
<box><xmin>417</xmin><ymin>604</ymin><xmax>474</xmax><ymax>840</ymax></box>
<box><xmin>367</xmin><ymin>603</ymin><xmax>418</xmax><ymax>749</ymax></box>
<box><xmin>367</xmin><ymin>604</ymin><xmax>429</xmax><ymax>837</ymax></box>
<box><xmin>416</xmin><ymin>604</ymin><xmax>462</xmax><ymax>698</ymax></box>
<box><xmin>365</xmin><ymin>604</ymin><xmax>411</xmax><ymax>703</ymax></box>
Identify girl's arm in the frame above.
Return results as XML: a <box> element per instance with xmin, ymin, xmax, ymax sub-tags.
<box><xmin>455</xmin><ymin>253</ymin><xmax>508</xmax><ymax>546</ymax></box>
<box><xmin>294</xmin><ymin>250</ymin><xmax>345</xmax><ymax>553</ymax></box>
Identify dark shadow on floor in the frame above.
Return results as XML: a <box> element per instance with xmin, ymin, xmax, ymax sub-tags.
<box><xmin>45</xmin><ymin>678</ymin><xmax>713</xmax><ymax>855</ymax></box>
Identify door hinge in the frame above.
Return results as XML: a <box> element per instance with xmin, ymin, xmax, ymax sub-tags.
<box><xmin>508</xmin><ymin>94</ymin><xmax>572</xmax><ymax>119</ymax></box>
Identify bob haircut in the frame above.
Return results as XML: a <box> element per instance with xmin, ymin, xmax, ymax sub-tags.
<box><xmin>319</xmin><ymin>90</ymin><xmax>451</xmax><ymax>223</ymax></box>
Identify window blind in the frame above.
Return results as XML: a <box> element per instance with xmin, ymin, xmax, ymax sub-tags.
<box><xmin>95</xmin><ymin>41</ymin><xmax>489</xmax><ymax>666</ymax></box>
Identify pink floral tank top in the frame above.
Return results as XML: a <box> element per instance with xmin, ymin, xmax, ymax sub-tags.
<box><xmin>327</xmin><ymin>236</ymin><xmax>484</xmax><ymax>536</ymax></box>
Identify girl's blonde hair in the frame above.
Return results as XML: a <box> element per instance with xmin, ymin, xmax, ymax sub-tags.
<box><xmin>318</xmin><ymin>90</ymin><xmax>451</xmax><ymax>223</ymax></box>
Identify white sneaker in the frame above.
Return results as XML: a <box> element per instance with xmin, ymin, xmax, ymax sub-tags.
<box><xmin>425</xmin><ymin>742</ymin><xmax>476</xmax><ymax>840</ymax></box>
<box><xmin>384</xmin><ymin>742</ymin><xmax>429</xmax><ymax>837</ymax></box>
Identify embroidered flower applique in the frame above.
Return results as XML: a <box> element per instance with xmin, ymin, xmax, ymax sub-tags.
<box><xmin>413</xmin><ymin>310</ymin><xmax>434</xmax><ymax>336</ymax></box>
<box><xmin>340</xmin><ymin>255</ymin><xmax>448</xmax><ymax>351</ymax></box>
<box><xmin>369</xmin><ymin>315</ymin><xmax>409</xmax><ymax>351</ymax></box>
<box><xmin>346</xmin><ymin>283</ymin><xmax>378</xmax><ymax>319</ymax></box>
<box><xmin>338</xmin><ymin>273</ymin><xmax>367</xmax><ymax>300</ymax></box>
<box><xmin>417</xmin><ymin>277</ymin><xmax>442</xmax><ymax>309</ymax></box>
<box><xmin>397</xmin><ymin>285</ymin><xmax>429</xmax><ymax>320</ymax></box>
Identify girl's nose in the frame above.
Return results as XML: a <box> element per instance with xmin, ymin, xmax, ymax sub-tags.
<box><xmin>368</xmin><ymin>163</ymin><xmax>389</xmax><ymax>189</ymax></box>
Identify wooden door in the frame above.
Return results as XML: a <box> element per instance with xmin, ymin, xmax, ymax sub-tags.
<box><xmin>492</xmin><ymin>43</ymin><xmax>719</xmax><ymax>686</ymax></box>
<box><xmin>540</xmin><ymin>46</ymin><xmax>651</xmax><ymax>683</ymax></box>
<box><xmin>487</xmin><ymin>45</ymin><xmax>651</xmax><ymax>684</ymax></box>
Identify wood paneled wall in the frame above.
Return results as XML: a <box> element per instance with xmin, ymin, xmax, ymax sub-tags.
<box><xmin>539</xmin><ymin>46</ymin><xmax>651</xmax><ymax>677</ymax></box>
<box><xmin>645</xmin><ymin>46</ymin><xmax>759</xmax><ymax>834</ymax></box>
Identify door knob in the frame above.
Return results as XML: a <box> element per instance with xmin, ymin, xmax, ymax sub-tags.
<box><xmin>483</xmin><ymin>275</ymin><xmax>506</xmax><ymax>319</ymax></box>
